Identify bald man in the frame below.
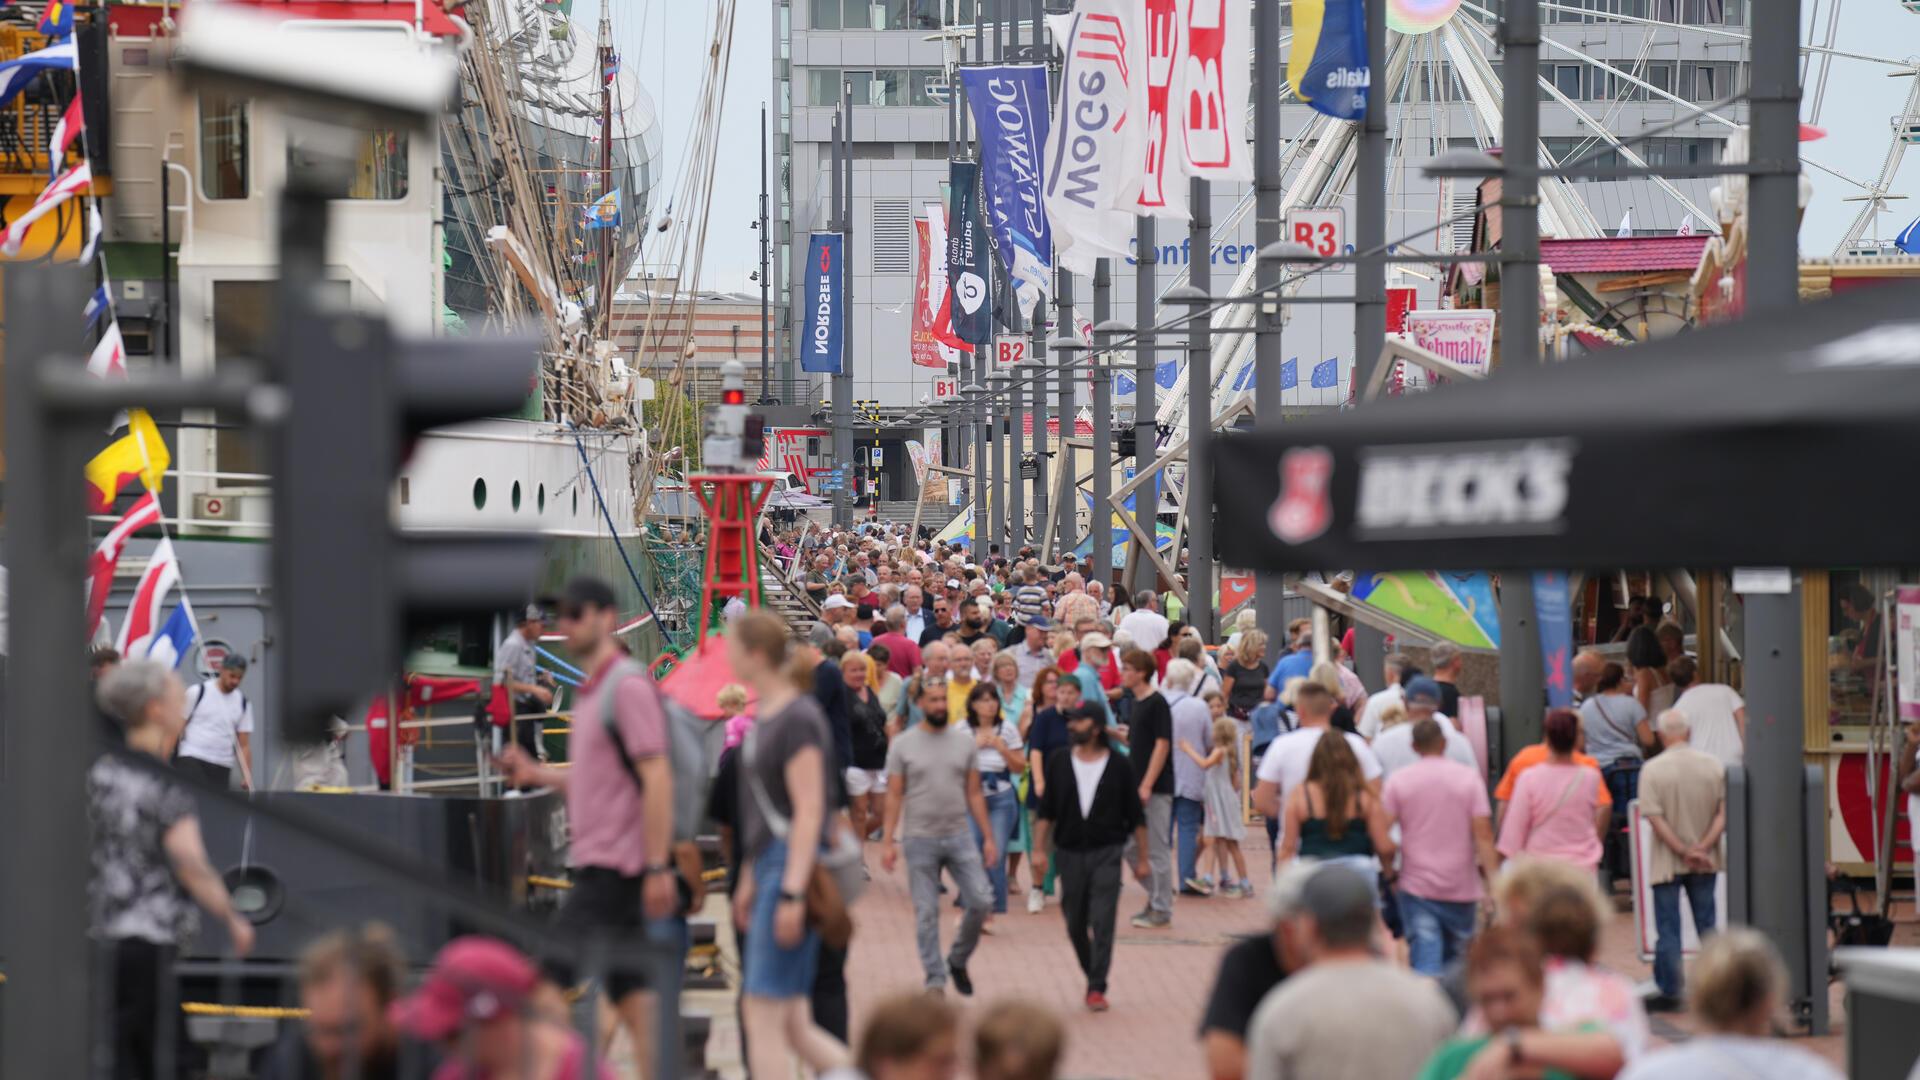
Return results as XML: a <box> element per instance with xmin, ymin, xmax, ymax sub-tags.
<box><xmin>1571</xmin><ymin>649</ymin><xmax>1606</xmax><ymax>706</ymax></box>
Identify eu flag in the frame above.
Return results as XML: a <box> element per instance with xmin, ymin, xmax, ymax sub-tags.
<box><xmin>1281</xmin><ymin>358</ymin><xmax>1298</xmax><ymax>390</ymax></box>
<box><xmin>1310</xmin><ymin>357</ymin><xmax>1338</xmax><ymax>388</ymax></box>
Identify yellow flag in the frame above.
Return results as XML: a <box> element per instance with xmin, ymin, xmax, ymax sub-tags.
<box><xmin>85</xmin><ymin>408</ymin><xmax>170</xmax><ymax>513</ymax></box>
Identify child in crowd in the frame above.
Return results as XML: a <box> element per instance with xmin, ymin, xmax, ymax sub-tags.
<box><xmin>1185</xmin><ymin>715</ymin><xmax>1251</xmax><ymax>897</ymax></box>
<box><xmin>718</xmin><ymin>683</ymin><xmax>752</xmax><ymax>749</ymax></box>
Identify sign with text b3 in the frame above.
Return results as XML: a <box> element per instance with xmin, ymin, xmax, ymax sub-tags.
<box><xmin>994</xmin><ymin>336</ymin><xmax>1027</xmax><ymax>366</ymax></box>
<box><xmin>1285</xmin><ymin>207</ymin><xmax>1345</xmax><ymax>259</ymax></box>
<box><xmin>932</xmin><ymin>376</ymin><xmax>959</xmax><ymax>400</ymax></box>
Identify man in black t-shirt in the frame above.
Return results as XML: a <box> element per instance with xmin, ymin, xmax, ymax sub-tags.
<box><xmin>1120</xmin><ymin>649</ymin><xmax>1175</xmax><ymax>929</ymax></box>
<box><xmin>1197</xmin><ymin>860</ymin><xmax>1318</xmax><ymax>1080</ymax></box>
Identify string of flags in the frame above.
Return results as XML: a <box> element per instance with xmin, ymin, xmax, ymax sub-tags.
<box><xmin>10</xmin><ymin>5</ymin><xmax>204</xmax><ymax>669</ymax></box>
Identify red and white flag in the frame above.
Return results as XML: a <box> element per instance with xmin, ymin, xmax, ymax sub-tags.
<box><xmin>2</xmin><ymin>160</ymin><xmax>89</xmax><ymax>255</ymax></box>
<box><xmin>1178</xmin><ymin>0</ymin><xmax>1252</xmax><ymax>181</ymax></box>
<box><xmin>88</xmin><ymin>320</ymin><xmax>125</xmax><ymax>378</ymax></box>
<box><xmin>115</xmin><ymin>534</ymin><xmax>180</xmax><ymax>657</ymax></box>
<box><xmin>87</xmin><ymin>493</ymin><xmax>161</xmax><ymax>641</ymax></box>
<box><xmin>49</xmin><ymin>93</ymin><xmax>82</xmax><ymax>167</ymax></box>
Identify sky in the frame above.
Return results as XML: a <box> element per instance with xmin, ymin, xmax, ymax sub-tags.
<box><xmin>590</xmin><ymin>1</ymin><xmax>1914</xmax><ymax>288</ymax></box>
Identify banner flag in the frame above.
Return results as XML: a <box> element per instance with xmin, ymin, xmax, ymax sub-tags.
<box><xmin>960</xmin><ymin>64</ymin><xmax>1053</xmax><ymax>308</ymax></box>
<box><xmin>1310</xmin><ymin>357</ymin><xmax>1338</xmax><ymax>388</ymax></box>
<box><xmin>1135</xmin><ymin>0</ymin><xmax>1188</xmax><ymax>219</ymax></box>
<box><xmin>924</xmin><ymin>201</ymin><xmax>972</xmax><ymax>354</ymax></box>
<box><xmin>1045</xmin><ymin>3</ymin><xmax>1147</xmax><ymax>273</ymax></box>
<box><xmin>1281</xmin><ymin>357</ymin><xmax>1298</xmax><ymax>390</ymax></box>
<box><xmin>1180</xmin><ymin>0</ymin><xmax>1253</xmax><ymax>180</ymax></box>
<box><xmin>1287</xmin><ymin>0</ymin><xmax>1370</xmax><ymax>121</ymax></box>
<box><xmin>911</xmin><ymin>218</ymin><xmax>946</xmax><ymax>368</ymax></box>
<box><xmin>1532</xmin><ymin>570</ymin><xmax>1575</xmax><ymax>709</ymax></box>
<box><xmin>947</xmin><ymin>160</ymin><xmax>994</xmax><ymax>346</ymax></box>
<box><xmin>801</xmin><ymin>233</ymin><xmax>844</xmax><ymax>374</ymax></box>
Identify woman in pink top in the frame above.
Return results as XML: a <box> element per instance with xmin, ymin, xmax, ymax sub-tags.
<box><xmin>1497</xmin><ymin>709</ymin><xmax>1609</xmax><ymax>872</ymax></box>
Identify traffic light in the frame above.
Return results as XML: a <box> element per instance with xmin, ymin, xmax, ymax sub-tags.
<box><xmin>271</xmin><ymin>263</ymin><xmax>543</xmax><ymax>744</ymax></box>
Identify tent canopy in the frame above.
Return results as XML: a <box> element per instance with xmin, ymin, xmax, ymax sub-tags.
<box><xmin>1213</xmin><ymin>282</ymin><xmax>1920</xmax><ymax>571</ymax></box>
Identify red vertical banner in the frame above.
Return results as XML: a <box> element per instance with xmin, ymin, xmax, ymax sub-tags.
<box><xmin>1387</xmin><ymin>286</ymin><xmax>1417</xmax><ymax>333</ymax></box>
<box><xmin>911</xmin><ymin>219</ymin><xmax>946</xmax><ymax>368</ymax></box>
<box><xmin>1136</xmin><ymin>0</ymin><xmax>1186</xmax><ymax>218</ymax></box>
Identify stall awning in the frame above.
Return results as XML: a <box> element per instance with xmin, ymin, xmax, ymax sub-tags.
<box><xmin>1213</xmin><ymin>283</ymin><xmax>1920</xmax><ymax>571</ymax></box>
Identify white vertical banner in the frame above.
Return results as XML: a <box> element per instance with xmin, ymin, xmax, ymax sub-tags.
<box><xmin>924</xmin><ymin>201</ymin><xmax>964</xmax><ymax>365</ymax></box>
<box><xmin>1045</xmin><ymin>2</ymin><xmax>1148</xmax><ymax>273</ymax></box>
<box><xmin>1136</xmin><ymin>0</ymin><xmax>1189</xmax><ymax>219</ymax></box>
<box><xmin>1179</xmin><ymin>0</ymin><xmax>1253</xmax><ymax>181</ymax></box>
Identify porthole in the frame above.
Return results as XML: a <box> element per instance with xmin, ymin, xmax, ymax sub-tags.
<box><xmin>537</xmin><ymin>483</ymin><xmax>547</xmax><ymax>514</ymax></box>
<box><xmin>573</xmin><ymin>488</ymin><xmax>580</xmax><ymax>517</ymax></box>
<box><xmin>472</xmin><ymin>478</ymin><xmax>487</xmax><ymax>510</ymax></box>
<box><xmin>511</xmin><ymin>481</ymin><xmax>523</xmax><ymax>512</ymax></box>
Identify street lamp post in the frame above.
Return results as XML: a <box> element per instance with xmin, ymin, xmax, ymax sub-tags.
<box><xmin>1091</xmin><ymin>258</ymin><xmax>1114</xmax><ymax>591</ymax></box>
<box><xmin>989</xmin><ymin>370</ymin><xmax>1013</xmax><ymax>558</ymax></box>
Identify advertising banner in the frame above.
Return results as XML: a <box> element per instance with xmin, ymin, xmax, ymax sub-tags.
<box><xmin>1532</xmin><ymin>570</ymin><xmax>1575</xmax><ymax>709</ymax></box>
<box><xmin>1136</xmin><ymin>0</ymin><xmax>1187</xmax><ymax>219</ymax></box>
<box><xmin>1897</xmin><ymin>586</ymin><xmax>1920</xmax><ymax>722</ymax></box>
<box><xmin>802</xmin><ymin>233</ymin><xmax>843</xmax><ymax>374</ymax></box>
<box><xmin>1405</xmin><ymin>308</ymin><xmax>1497</xmax><ymax>384</ymax></box>
<box><xmin>960</xmin><ymin>64</ymin><xmax>1053</xmax><ymax>309</ymax></box>
<box><xmin>924</xmin><ymin>201</ymin><xmax>972</xmax><ymax>355</ymax></box>
<box><xmin>1179</xmin><ymin>0</ymin><xmax>1253</xmax><ymax>181</ymax></box>
<box><xmin>1288</xmin><ymin>0</ymin><xmax>1371</xmax><ymax>122</ymax></box>
<box><xmin>1045</xmin><ymin>0</ymin><xmax>1147</xmax><ymax>273</ymax></box>
<box><xmin>947</xmin><ymin>160</ymin><xmax>994</xmax><ymax>346</ymax></box>
<box><xmin>911</xmin><ymin>219</ymin><xmax>945</xmax><ymax>368</ymax></box>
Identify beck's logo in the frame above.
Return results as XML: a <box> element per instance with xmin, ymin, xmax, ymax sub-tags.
<box><xmin>1268</xmin><ymin>446</ymin><xmax>1334</xmax><ymax>544</ymax></box>
<box><xmin>1355</xmin><ymin>439</ymin><xmax>1573</xmax><ymax>539</ymax></box>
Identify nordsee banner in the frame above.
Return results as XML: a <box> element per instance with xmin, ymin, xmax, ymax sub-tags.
<box><xmin>947</xmin><ymin>160</ymin><xmax>994</xmax><ymax>346</ymax></box>
<box><xmin>1288</xmin><ymin>0</ymin><xmax>1370</xmax><ymax>122</ymax></box>
<box><xmin>803</xmin><ymin>232</ymin><xmax>844</xmax><ymax>374</ymax></box>
<box><xmin>961</xmin><ymin>64</ymin><xmax>1053</xmax><ymax>309</ymax></box>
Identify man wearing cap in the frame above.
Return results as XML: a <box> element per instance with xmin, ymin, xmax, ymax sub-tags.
<box><xmin>1073</xmin><ymin>632</ymin><xmax>1117</xmax><ymax>729</ymax></box>
<box><xmin>1243</xmin><ymin>864</ymin><xmax>1455</xmax><ymax>1080</ymax></box>
<box><xmin>174</xmin><ymin>653</ymin><xmax>256</xmax><ymax>791</ymax></box>
<box><xmin>393</xmin><ymin>937</ymin><xmax>592</xmax><ymax>1076</ymax></box>
<box><xmin>495</xmin><ymin>577</ymin><xmax>680</xmax><ymax>1067</ymax></box>
<box><xmin>1199</xmin><ymin>860</ymin><xmax>1319</xmax><ymax>1080</ymax></box>
<box><xmin>1011</xmin><ymin>615</ymin><xmax>1056</xmax><ymax>686</ymax></box>
<box><xmin>493</xmin><ymin>604</ymin><xmax>555</xmax><ymax>766</ymax></box>
<box><xmin>852</xmin><ymin>603</ymin><xmax>877</xmax><ymax>649</ymax></box>
<box><xmin>821</xmin><ymin>593</ymin><xmax>857</xmax><ymax>629</ymax></box>
<box><xmin>1372</xmin><ymin>677</ymin><xmax>1479</xmax><ymax>778</ymax></box>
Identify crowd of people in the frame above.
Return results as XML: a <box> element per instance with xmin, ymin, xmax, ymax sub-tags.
<box><xmin>79</xmin><ymin>512</ymin><xmax>1848</xmax><ymax>1079</ymax></box>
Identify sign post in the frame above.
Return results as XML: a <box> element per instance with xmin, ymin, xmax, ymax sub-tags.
<box><xmin>1285</xmin><ymin>206</ymin><xmax>1346</xmax><ymax>258</ymax></box>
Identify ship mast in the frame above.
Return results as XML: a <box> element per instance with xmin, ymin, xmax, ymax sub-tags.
<box><xmin>597</xmin><ymin>5</ymin><xmax>617</xmax><ymax>338</ymax></box>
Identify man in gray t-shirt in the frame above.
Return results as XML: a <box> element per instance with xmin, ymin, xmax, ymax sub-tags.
<box><xmin>881</xmin><ymin>678</ymin><xmax>994</xmax><ymax>994</ymax></box>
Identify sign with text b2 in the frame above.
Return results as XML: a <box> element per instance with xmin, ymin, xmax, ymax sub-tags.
<box><xmin>1286</xmin><ymin>207</ymin><xmax>1345</xmax><ymax>259</ymax></box>
<box><xmin>803</xmin><ymin>233</ymin><xmax>844</xmax><ymax>373</ymax></box>
<box><xmin>932</xmin><ymin>376</ymin><xmax>959</xmax><ymax>400</ymax></box>
<box><xmin>995</xmin><ymin>336</ymin><xmax>1027</xmax><ymax>366</ymax></box>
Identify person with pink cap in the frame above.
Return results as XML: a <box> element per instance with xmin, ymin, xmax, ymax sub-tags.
<box><xmin>393</xmin><ymin>937</ymin><xmax>612</xmax><ymax>1079</ymax></box>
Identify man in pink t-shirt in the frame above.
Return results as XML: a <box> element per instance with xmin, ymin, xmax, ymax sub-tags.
<box><xmin>870</xmin><ymin>604</ymin><xmax>924</xmax><ymax>678</ymax></box>
<box><xmin>1381</xmin><ymin>718</ymin><xmax>1499</xmax><ymax>976</ymax></box>
<box><xmin>496</xmin><ymin>577</ymin><xmax>677</xmax><ymax>1068</ymax></box>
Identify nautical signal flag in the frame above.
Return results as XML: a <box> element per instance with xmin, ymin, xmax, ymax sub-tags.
<box><xmin>88</xmin><ymin>320</ymin><xmax>126</xmax><ymax>379</ymax></box>
<box><xmin>603</xmin><ymin>52</ymin><xmax>620</xmax><ymax>84</ymax></box>
<box><xmin>49</xmin><ymin>92</ymin><xmax>81</xmax><ymax>171</ymax></box>
<box><xmin>86</xmin><ymin>492</ymin><xmax>161</xmax><ymax>641</ymax></box>
<box><xmin>0</xmin><ymin>39</ymin><xmax>76</xmax><ymax>110</ymax></box>
<box><xmin>85</xmin><ymin>283</ymin><xmax>110</xmax><ymax>330</ymax></box>
<box><xmin>84</xmin><ymin>408</ymin><xmax>170</xmax><ymax>513</ymax></box>
<box><xmin>39</xmin><ymin>0</ymin><xmax>72</xmax><ymax>40</ymax></box>
<box><xmin>2</xmin><ymin>160</ymin><xmax>89</xmax><ymax>255</ymax></box>
<box><xmin>117</xmin><ymin>535</ymin><xmax>195</xmax><ymax>667</ymax></box>
<box><xmin>583</xmin><ymin>187</ymin><xmax>621</xmax><ymax>230</ymax></box>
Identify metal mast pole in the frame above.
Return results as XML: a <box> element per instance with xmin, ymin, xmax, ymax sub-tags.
<box><xmin>1054</xmin><ymin>272</ymin><xmax>1076</xmax><ymax>560</ymax></box>
<box><xmin>759</xmin><ymin>102</ymin><xmax>772</xmax><ymax>402</ymax></box>
<box><xmin>1091</xmin><ymin>259</ymin><xmax>1114</xmax><ymax>590</ymax></box>
<box><xmin>1132</xmin><ymin>217</ymin><xmax>1156</xmax><ymax>596</ymax></box>
<box><xmin>1745</xmin><ymin>0</ymin><xmax>1816</xmax><ymax>1033</ymax></box>
<box><xmin>1030</xmin><ymin>303</ymin><xmax>1049</xmax><ymax>552</ymax></box>
<box><xmin>831</xmin><ymin>100</ymin><xmax>854</xmax><ymax>527</ymax></box>
<box><xmin>597</xmin><ymin>11</ymin><xmax>616</xmax><ymax>334</ymax></box>
<box><xmin>1185</xmin><ymin>175</ymin><xmax>1213</xmax><ymax>641</ymax></box>
<box><xmin>1354</xmin><ymin>0</ymin><xmax>1386</xmax><ymax>399</ymax></box>
<box><xmin>1251</xmin><ymin>0</ymin><xmax>1284</xmax><ymax>660</ymax></box>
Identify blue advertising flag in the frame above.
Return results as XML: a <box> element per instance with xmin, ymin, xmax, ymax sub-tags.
<box><xmin>1898</xmin><ymin>215</ymin><xmax>1920</xmax><ymax>256</ymax></box>
<box><xmin>802</xmin><ymin>233</ymin><xmax>844</xmax><ymax>374</ymax></box>
<box><xmin>1281</xmin><ymin>358</ymin><xmax>1298</xmax><ymax>390</ymax></box>
<box><xmin>1288</xmin><ymin>0</ymin><xmax>1370</xmax><ymax>122</ymax></box>
<box><xmin>959</xmin><ymin>64</ymin><xmax>1052</xmax><ymax>305</ymax></box>
<box><xmin>1310</xmin><ymin>357</ymin><xmax>1338</xmax><ymax>388</ymax></box>
<box><xmin>1532</xmin><ymin>570</ymin><xmax>1575</xmax><ymax>709</ymax></box>
<box><xmin>947</xmin><ymin>160</ymin><xmax>994</xmax><ymax>346</ymax></box>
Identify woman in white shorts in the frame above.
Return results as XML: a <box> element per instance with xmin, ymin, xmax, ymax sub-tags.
<box><xmin>841</xmin><ymin>652</ymin><xmax>891</xmax><ymax>844</ymax></box>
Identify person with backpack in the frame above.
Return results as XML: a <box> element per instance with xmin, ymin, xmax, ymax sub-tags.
<box><xmin>173</xmin><ymin>653</ymin><xmax>256</xmax><ymax>791</ymax></box>
<box><xmin>495</xmin><ymin>576</ymin><xmax>685</xmax><ymax>1075</ymax></box>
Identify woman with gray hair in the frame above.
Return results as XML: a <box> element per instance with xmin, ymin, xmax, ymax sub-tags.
<box><xmin>1618</xmin><ymin>929</ymin><xmax>1840</xmax><ymax>1079</ymax></box>
<box><xmin>93</xmin><ymin>660</ymin><xmax>254</xmax><ymax>1079</ymax></box>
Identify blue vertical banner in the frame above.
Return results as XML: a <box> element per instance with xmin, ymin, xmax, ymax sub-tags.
<box><xmin>1532</xmin><ymin>570</ymin><xmax>1575</xmax><ymax>709</ymax></box>
<box><xmin>947</xmin><ymin>160</ymin><xmax>994</xmax><ymax>347</ymax></box>
<box><xmin>960</xmin><ymin>64</ymin><xmax>1053</xmax><ymax>308</ymax></box>
<box><xmin>1287</xmin><ymin>0</ymin><xmax>1371</xmax><ymax>121</ymax></box>
<box><xmin>802</xmin><ymin>233</ymin><xmax>844</xmax><ymax>373</ymax></box>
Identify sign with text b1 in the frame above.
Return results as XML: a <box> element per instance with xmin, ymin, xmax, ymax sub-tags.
<box><xmin>1286</xmin><ymin>207</ymin><xmax>1345</xmax><ymax>259</ymax></box>
<box><xmin>932</xmin><ymin>376</ymin><xmax>959</xmax><ymax>400</ymax></box>
<box><xmin>995</xmin><ymin>336</ymin><xmax>1027</xmax><ymax>366</ymax></box>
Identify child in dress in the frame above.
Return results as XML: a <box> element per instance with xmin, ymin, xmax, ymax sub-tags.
<box><xmin>718</xmin><ymin>683</ymin><xmax>753</xmax><ymax>749</ymax></box>
<box><xmin>1182</xmin><ymin>715</ymin><xmax>1251</xmax><ymax>897</ymax></box>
